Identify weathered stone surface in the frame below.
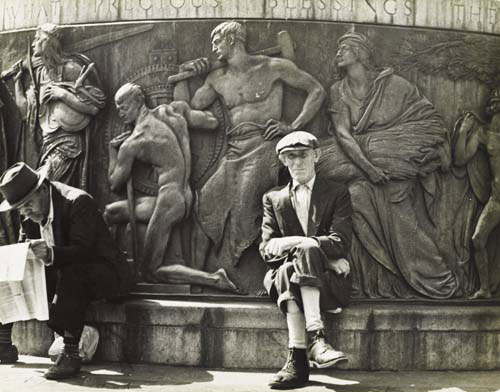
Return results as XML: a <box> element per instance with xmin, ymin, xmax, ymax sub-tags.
<box><xmin>2</xmin><ymin>16</ymin><xmax>500</xmax><ymax>297</ymax></box>
<box><xmin>1</xmin><ymin>0</ymin><xmax>500</xmax><ymax>35</ymax></box>
<box><xmin>12</xmin><ymin>300</ymin><xmax>500</xmax><ymax>370</ymax></box>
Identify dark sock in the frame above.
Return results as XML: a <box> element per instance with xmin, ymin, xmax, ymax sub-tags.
<box><xmin>0</xmin><ymin>323</ymin><xmax>13</xmax><ymax>346</ymax></box>
<box><xmin>63</xmin><ymin>329</ymin><xmax>82</xmax><ymax>358</ymax></box>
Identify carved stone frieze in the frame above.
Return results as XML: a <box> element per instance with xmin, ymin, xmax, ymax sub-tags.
<box><xmin>0</xmin><ymin>8</ymin><xmax>499</xmax><ymax>299</ymax></box>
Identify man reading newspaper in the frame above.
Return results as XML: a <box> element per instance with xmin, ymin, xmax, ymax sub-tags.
<box><xmin>0</xmin><ymin>162</ymin><xmax>130</xmax><ymax>380</ymax></box>
<box><xmin>0</xmin><ymin>242</ymin><xmax>49</xmax><ymax>324</ymax></box>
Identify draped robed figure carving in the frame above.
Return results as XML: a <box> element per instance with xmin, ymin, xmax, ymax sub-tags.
<box><xmin>317</xmin><ymin>32</ymin><xmax>459</xmax><ymax>299</ymax></box>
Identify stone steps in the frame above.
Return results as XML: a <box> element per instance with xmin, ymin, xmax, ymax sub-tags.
<box><xmin>12</xmin><ymin>298</ymin><xmax>500</xmax><ymax>370</ymax></box>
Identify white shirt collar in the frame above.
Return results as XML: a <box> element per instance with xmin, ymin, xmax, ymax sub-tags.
<box><xmin>292</xmin><ymin>175</ymin><xmax>316</xmax><ymax>192</ymax></box>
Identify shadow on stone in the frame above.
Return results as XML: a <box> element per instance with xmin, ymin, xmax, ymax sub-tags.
<box><xmin>42</xmin><ymin>364</ymin><xmax>215</xmax><ymax>389</ymax></box>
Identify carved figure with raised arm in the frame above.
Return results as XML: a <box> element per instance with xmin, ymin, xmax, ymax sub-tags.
<box><xmin>174</xmin><ymin>21</ymin><xmax>325</xmax><ymax>277</ymax></box>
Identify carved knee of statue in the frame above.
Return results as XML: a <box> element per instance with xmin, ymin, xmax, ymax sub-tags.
<box><xmin>103</xmin><ymin>200</ymin><xmax>129</xmax><ymax>225</ymax></box>
<box><xmin>103</xmin><ymin>203</ymin><xmax>117</xmax><ymax>225</ymax></box>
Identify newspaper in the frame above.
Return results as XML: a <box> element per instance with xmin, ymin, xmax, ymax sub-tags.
<box><xmin>0</xmin><ymin>243</ymin><xmax>49</xmax><ymax>324</ymax></box>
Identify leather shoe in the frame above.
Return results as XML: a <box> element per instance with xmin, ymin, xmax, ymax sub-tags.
<box><xmin>307</xmin><ymin>329</ymin><xmax>347</xmax><ymax>368</ymax></box>
<box><xmin>44</xmin><ymin>353</ymin><xmax>82</xmax><ymax>380</ymax></box>
<box><xmin>0</xmin><ymin>344</ymin><xmax>18</xmax><ymax>364</ymax></box>
<box><xmin>269</xmin><ymin>347</ymin><xmax>309</xmax><ymax>389</ymax></box>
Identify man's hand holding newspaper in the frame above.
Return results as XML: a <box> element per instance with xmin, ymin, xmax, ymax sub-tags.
<box><xmin>28</xmin><ymin>239</ymin><xmax>51</xmax><ymax>266</ymax></box>
<box><xmin>0</xmin><ymin>242</ymin><xmax>49</xmax><ymax>324</ymax></box>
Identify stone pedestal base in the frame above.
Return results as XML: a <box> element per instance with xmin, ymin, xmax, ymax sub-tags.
<box><xmin>12</xmin><ymin>299</ymin><xmax>500</xmax><ymax>370</ymax></box>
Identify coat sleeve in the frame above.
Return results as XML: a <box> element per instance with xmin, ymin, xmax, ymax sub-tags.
<box><xmin>312</xmin><ymin>184</ymin><xmax>353</xmax><ymax>259</ymax></box>
<box><xmin>259</xmin><ymin>192</ymin><xmax>288</xmax><ymax>269</ymax></box>
<box><xmin>52</xmin><ymin>194</ymin><xmax>100</xmax><ymax>267</ymax></box>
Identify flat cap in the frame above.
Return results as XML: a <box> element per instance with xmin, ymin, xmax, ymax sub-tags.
<box><xmin>276</xmin><ymin>131</ymin><xmax>319</xmax><ymax>154</ymax></box>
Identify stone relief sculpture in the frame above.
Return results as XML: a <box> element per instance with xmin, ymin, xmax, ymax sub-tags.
<box><xmin>317</xmin><ymin>32</ymin><xmax>459</xmax><ymax>299</ymax></box>
<box><xmin>1</xmin><ymin>18</ymin><xmax>499</xmax><ymax>300</ymax></box>
<box><xmin>0</xmin><ymin>94</ymin><xmax>16</xmax><ymax>246</ymax></box>
<box><xmin>172</xmin><ymin>21</ymin><xmax>325</xmax><ymax>281</ymax></box>
<box><xmin>105</xmin><ymin>82</ymin><xmax>240</xmax><ymax>292</ymax></box>
<box><xmin>8</xmin><ymin>23</ymin><xmax>105</xmax><ymax>190</ymax></box>
<box><xmin>453</xmin><ymin>91</ymin><xmax>500</xmax><ymax>299</ymax></box>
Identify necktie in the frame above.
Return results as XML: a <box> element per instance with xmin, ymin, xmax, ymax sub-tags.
<box><xmin>295</xmin><ymin>185</ymin><xmax>309</xmax><ymax>235</ymax></box>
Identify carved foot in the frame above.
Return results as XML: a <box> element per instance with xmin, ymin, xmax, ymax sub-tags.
<box><xmin>255</xmin><ymin>288</ymin><xmax>269</xmax><ymax>297</ymax></box>
<box><xmin>213</xmin><ymin>268</ymin><xmax>245</xmax><ymax>295</ymax></box>
<box><xmin>143</xmin><ymin>270</ymin><xmax>161</xmax><ymax>283</ymax></box>
<box><xmin>469</xmin><ymin>289</ymin><xmax>492</xmax><ymax>299</ymax></box>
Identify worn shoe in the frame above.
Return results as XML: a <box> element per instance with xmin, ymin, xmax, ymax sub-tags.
<box><xmin>44</xmin><ymin>353</ymin><xmax>82</xmax><ymax>380</ymax></box>
<box><xmin>307</xmin><ymin>329</ymin><xmax>347</xmax><ymax>368</ymax></box>
<box><xmin>269</xmin><ymin>347</ymin><xmax>309</xmax><ymax>389</ymax></box>
<box><xmin>0</xmin><ymin>344</ymin><xmax>18</xmax><ymax>364</ymax></box>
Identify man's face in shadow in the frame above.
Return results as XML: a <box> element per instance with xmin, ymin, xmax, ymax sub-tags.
<box><xmin>280</xmin><ymin>148</ymin><xmax>321</xmax><ymax>185</ymax></box>
<box><xmin>18</xmin><ymin>184</ymin><xmax>50</xmax><ymax>224</ymax></box>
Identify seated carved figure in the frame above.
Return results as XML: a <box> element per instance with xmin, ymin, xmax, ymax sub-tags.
<box><xmin>317</xmin><ymin>32</ymin><xmax>458</xmax><ymax>299</ymax></box>
<box><xmin>105</xmin><ymin>83</ymin><xmax>239</xmax><ymax>293</ymax></box>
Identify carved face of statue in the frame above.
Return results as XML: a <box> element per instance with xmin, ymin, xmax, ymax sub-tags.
<box><xmin>18</xmin><ymin>184</ymin><xmax>50</xmax><ymax>224</ymax></box>
<box><xmin>115</xmin><ymin>97</ymin><xmax>142</xmax><ymax>125</ymax></box>
<box><xmin>280</xmin><ymin>149</ymin><xmax>321</xmax><ymax>185</ymax></box>
<box><xmin>32</xmin><ymin>31</ymin><xmax>50</xmax><ymax>57</ymax></box>
<box><xmin>212</xmin><ymin>33</ymin><xmax>232</xmax><ymax>61</ymax></box>
<box><xmin>336</xmin><ymin>43</ymin><xmax>358</xmax><ymax>68</ymax></box>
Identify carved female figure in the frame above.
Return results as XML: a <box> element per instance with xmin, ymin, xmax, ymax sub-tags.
<box><xmin>317</xmin><ymin>32</ymin><xmax>459</xmax><ymax>298</ymax></box>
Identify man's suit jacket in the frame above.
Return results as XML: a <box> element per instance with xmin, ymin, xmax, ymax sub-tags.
<box><xmin>21</xmin><ymin>181</ymin><xmax>131</xmax><ymax>297</ymax></box>
<box><xmin>259</xmin><ymin>176</ymin><xmax>353</xmax><ymax>269</ymax></box>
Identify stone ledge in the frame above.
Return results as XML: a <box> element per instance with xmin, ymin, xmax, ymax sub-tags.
<box><xmin>12</xmin><ymin>298</ymin><xmax>500</xmax><ymax>370</ymax></box>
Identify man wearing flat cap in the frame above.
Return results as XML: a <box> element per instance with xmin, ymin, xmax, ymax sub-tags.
<box><xmin>260</xmin><ymin>131</ymin><xmax>353</xmax><ymax>389</ymax></box>
<box><xmin>0</xmin><ymin>162</ymin><xmax>130</xmax><ymax>379</ymax></box>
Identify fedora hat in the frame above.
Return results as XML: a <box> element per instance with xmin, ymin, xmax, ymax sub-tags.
<box><xmin>0</xmin><ymin>163</ymin><xmax>49</xmax><ymax>212</ymax></box>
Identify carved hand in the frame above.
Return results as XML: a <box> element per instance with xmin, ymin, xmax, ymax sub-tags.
<box><xmin>263</xmin><ymin>119</ymin><xmax>295</xmax><ymax>140</ymax></box>
<box><xmin>179</xmin><ymin>57</ymin><xmax>211</xmax><ymax>76</ymax></box>
<box><xmin>41</xmin><ymin>84</ymin><xmax>68</xmax><ymax>103</ymax></box>
<box><xmin>326</xmin><ymin>258</ymin><xmax>350</xmax><ymax>277</ymax></box>
<box><xmin>367</xmin><ymin>165</ymin><xmax>390</xmax><ymax>184</ymax></box>
<box><xmin>13</xmin><ymin>68</ymin><xmax>24</xmax><ymax>83</ymax></box>
<box><xmin>461</xmin><ymin>112</ymin><xmax>478</xmax><ymax>136</ymax></box>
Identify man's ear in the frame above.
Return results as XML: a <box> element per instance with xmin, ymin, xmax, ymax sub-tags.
<box><xmin>38</xmin><ymin>182</ymin><xmax>49</xmax><ymax>197</ymax></box>
<box><xmin>227</xmin><ymin>34</ymin><xmax>236</xmax><ymax>46</ymax></box>
<box><xmin>313</xmin><ymin>148</ymin><xmax>321</xmax><ymax>162</ymax></box>
<box><xmin>278</xmin><ymin>154</ymin><xmax>287</xmax><ymax>167</ymax></box>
